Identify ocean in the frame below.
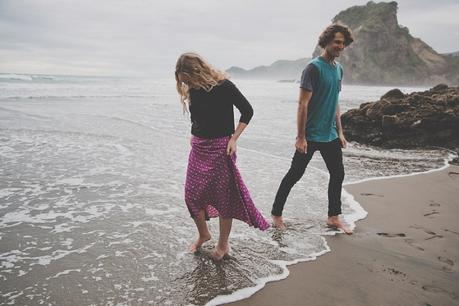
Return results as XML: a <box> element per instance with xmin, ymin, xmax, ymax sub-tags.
<box><xmin>0</xmin><ymin>73</ymin><xmax>453</xmax><ymax>305</ymax></box>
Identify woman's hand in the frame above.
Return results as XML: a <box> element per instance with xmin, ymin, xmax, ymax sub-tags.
<box><xmin>227</xmin><ymin>138</ymin><xmax>237</xmax><ymax>155</ymax></box>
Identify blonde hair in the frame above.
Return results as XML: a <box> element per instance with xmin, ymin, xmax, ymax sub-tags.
<box><xmin>175</xmin><ymin>52</ymin><xmax>227</xmax><ymax>113</ymax></box>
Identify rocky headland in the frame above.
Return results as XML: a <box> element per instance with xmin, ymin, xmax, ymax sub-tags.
<box><xmin>228</xmin><ymin>1</ymin><xmax>459</xmax><ymax>86</ymax></box>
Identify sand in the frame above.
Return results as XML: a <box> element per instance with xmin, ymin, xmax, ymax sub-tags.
<box><xmin>227</xmin><ymin>165</ymin><xmax>459</xmax><ymax>306</ymax></box>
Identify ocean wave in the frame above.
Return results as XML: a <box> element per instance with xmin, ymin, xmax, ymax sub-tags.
<box><xmin>0</xmin><ymin>73</ymin><xmax>129</xmax><ymax>84</ymax></box>
<box><xmin>0</xmin><ymin>74</ymin><xmax>56</xmax><ymax>82</ymax></box>
<box><xmin>0</xmin><ymin>94</ymin><xmax>157</xmax><ymax>100</ymax></box>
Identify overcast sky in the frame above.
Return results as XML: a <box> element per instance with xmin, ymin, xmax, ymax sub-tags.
<box><xmin>1</xmin><ymin>0</ymin><xmax>458</xmax><ymax>77</ymax></box>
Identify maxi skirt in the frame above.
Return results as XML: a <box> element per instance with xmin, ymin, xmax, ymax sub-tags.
<box><xmin>185</xmin><ymin>135</ymin><xmax>270</xmax><ymax>230</ymax></box>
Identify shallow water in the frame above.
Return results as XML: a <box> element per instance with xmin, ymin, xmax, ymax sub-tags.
<box><xmin>0</xmin><ymin>75</ymin><xmax>452</xmax><ymax>305</ymax></box>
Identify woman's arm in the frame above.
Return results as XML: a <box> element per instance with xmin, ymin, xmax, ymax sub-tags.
<box><xmin>227</xmin><ymin>81</ymin><xmax>253</xmax><ymax>155</ymax></box>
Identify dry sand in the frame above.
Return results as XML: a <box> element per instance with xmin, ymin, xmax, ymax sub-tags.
<box><xmin>228</xmin><ymin>165</ymin><xmax>459</xmax><ymax>306</ymax></box>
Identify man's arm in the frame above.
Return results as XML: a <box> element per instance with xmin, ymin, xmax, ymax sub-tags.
<box><xmin>295</xmin><ymin>88</ymin><xmax>312</xmax><ymax>153</ymax></box>
<box><xmin>335</xmin><ymin>104</ymin><xmax>347</xmax><ymax>148</ymax></box>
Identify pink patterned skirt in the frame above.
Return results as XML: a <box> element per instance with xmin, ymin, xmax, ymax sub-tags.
<box><xmin>185</xmin><ymin>135</ymin><xmax>270</xmax><ymax>230</ymax></box>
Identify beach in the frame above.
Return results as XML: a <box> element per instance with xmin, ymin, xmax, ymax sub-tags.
<box><xmin>228</xmin><ymin>165</ymin><xmax>459</xmax><ymax>306</ymax></box>
<box><xmin>0</xmin><ymin>76</ymin><xmax>453</xmax><ymax>305</ymax></box>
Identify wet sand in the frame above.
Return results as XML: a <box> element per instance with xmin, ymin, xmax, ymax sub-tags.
<box><xmin>228</xmin><ymin>165</ymin><xmax>459</xmax><ymax>306</ymax></box>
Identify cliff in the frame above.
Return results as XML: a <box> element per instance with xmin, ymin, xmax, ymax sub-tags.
<box><xmin>312</xmin><ymin>1</ymin><xmax>458</xmax><ymax>85</ymax></box>
<box><xmin>228</xmin><ymin>1</ymin><xmax>459</xmax><ymax>86</ymax></box>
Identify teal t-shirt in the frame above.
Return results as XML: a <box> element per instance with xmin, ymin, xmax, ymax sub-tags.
<box><xmin>300</xmin><ymin>56</ymin><xmax>343</xmax><ymax>142</ymax></box>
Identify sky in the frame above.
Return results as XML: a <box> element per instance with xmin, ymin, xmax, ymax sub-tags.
<box><xmin>0</xmin><ymin>0</ymin><xmax>458</xmax><ymax>77</ymax></box>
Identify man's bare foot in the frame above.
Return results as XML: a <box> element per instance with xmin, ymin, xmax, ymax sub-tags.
<box><xmin>188</xmin><ymin>234</ymin><xmax>211</xmax><ymax>253</ymax></box>
<box><xmin>211</xmin><ymin>244</ymin><xmax>230</xmax><ymax>261</ymax></box>
<box><xmin>272</xmin><ymin>215</ymin><xmax>287</xmax><ymax>230</ymax></box>
<box><xmin>327</xmin><ymin>216</ymin><xmax>353</xmax><ymax>235</ymax></box>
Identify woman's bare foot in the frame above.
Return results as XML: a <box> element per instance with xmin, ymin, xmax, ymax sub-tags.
<box><xmin>272</xmin><ymin>215</ymin><xmax>287</xmax><ymax>230</ymax></box>
<box><xmin>211</xmin><ymin>244</ymin><xmax>230</xmax><ymax>261</ymax></box>
<box><xmin>327</xmin><ymin>216</ymin><xmax>353</xmax><ymax>235</ymax></box>
<box><xmin>188</xmin><ymin>234</ymin><xmax>211</xmax><ymax>253</ymax></box>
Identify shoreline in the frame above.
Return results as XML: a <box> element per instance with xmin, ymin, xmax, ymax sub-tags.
<box><xmin>211</xmin><ymin>162</ymin><xmax>459</xmax><ymax>306</ymax></box>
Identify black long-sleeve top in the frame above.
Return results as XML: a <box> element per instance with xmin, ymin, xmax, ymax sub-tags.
<box><xmin>189</xmin><ymin>79</ymin><xmax>253</xmax><ymax>139</ymax></box>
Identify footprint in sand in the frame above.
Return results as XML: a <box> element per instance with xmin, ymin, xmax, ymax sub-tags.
<box><xmin>447</xmin><ymin>171</ymin><xmax>459</xmax><ymax>180</ymax></box>
<box><xmin>404</xmin><ymin>238</ymin><xmax>425</xmax><ymax>251</ymax></box>
<box><xmin>438</xmin><ymin>256</ymin><xmax>454</xmax><ymax>266</ymax></box>
<box><xmin>410</xmin><ymin>225</ymin><xmax>437</xmax><ymax>236</ymax></box>
<box><xmin>386</xmin><ymin>267</ymin><xmax>407</xmax><ymax>277</ymax></box>
<box><xmin>424</xmin><ymin>210</ymin><xmax>439</xmax><ymax>217</ymax></box>
<box><xmin>438</xmin><ymin>256</ymin><xmax>454</xmax><ymax>273</ymax></box>
<box><xmin>408</xmin><ymin>225</ymin><xmax>444</xmax><ymax>242</ymax></box>
<box><xmin>377</xmin><ymin>232</ymin><xmax>406</xmax><ymax>238</ymax></box>
<box><xmin>422</xmin><ymin>285</ymin><xmax>457</xmax><ymax>299</ymax></box>
<box><xmin>443</xmin><ymin>228</ymin><xmax>459</xmax><ymax>236</ymax></box>
<box><xmin>381</xmin><ymin>265</ymin><xmax>408</xmax><ymax>282</ymax></box>
<box><xmin>422</xmin><ymin>285</ymin><xmax>446</xmax><ymax>293</ymax></box>
<box><xmin>360</xmin><ymin>193</ymin><xmax>384</xmax><ymax>197</ymax></box>
<box><xmin>424</xmin><ymin>234</ymin><xmax>443</xmax><ymax>241</ymax></box>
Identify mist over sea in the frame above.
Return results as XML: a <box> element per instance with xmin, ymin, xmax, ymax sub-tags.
<box><xmin>0</xmin><ymin>74</ymin><xmax>452</xmax><ymax>305</ymax></box>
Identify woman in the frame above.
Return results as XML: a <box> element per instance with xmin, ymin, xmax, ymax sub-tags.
<box><xmin>175</xmin><ymin>52</ymin><xmax>270</xmax><ymax>260</ymax></box>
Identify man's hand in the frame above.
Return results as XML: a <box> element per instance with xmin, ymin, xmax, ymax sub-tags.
<box><xmin>295</xmin><ymin>137</ymin><xmax>307</xmax><ymax>154</ymax></box>
<box><xmin>227</xmin><ymin>138</ymin><xmax>237</xmax><ymax>155</ymax></box>
<box><xmin>339</xmin><ymin>133</ymin><xmax>347</xmax><ymax>149</ymax></box>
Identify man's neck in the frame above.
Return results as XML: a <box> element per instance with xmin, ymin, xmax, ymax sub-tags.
<box><xmin>320</xmin><ymin>51</ymin><xmax>335</xmax><ymax>64</ymax></box>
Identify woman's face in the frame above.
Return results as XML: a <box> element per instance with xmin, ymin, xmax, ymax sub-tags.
<box><xmin>177</xmin><ymin>73</ymin><xmax>189</xmax><ymax>84</ymax></box>
<box><xmin>177</xmin><ymin>73</ymin><xmax>198</xmax><ymax>88</ymax></box>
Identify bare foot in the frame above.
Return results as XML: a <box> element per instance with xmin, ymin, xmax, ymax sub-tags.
<box><xmin>327</xmin><ymin>217</ymin><xmax>353</xmax><ymax>235</ymax></box>
<box><xmin>188</xmin><ymin>234</ymin><xmax>211</xmax><ymax>253</ymax></box>
<box><xmin>272</xmin><ymin>215</ymin><xmax>287</xmax><ymax>230</ymax></box>
<box><xmin>211</xmin><ymin>244</ymin><xmax>230</xmax><ymax>261</ymax></box>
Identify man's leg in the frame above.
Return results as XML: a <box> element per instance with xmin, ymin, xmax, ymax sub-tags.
<box><xmin>271</xmin><ymin>146</ymin><xmax>315</xmax><ymax>227</ymax></box>
<box><xmin>319</xmin><ymin>139</ymin><xmax>352</xmax><ymax>234</ymax></box>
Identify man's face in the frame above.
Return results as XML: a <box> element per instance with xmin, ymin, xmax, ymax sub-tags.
<box><xmin>326</xmin><ymin>32</ymin><xmax>346</xmax><ymax>58</ymax></box>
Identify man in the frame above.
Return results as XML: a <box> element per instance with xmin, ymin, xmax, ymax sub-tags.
<box><xmin>271</xmin><ymin>24</ymin><xmax>354</xmax><ymax>234</ymax></box>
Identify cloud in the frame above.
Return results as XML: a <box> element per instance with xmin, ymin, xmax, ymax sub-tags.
<box><xmin>0</xmin><ymin>0</ymin><xmax>458</xmax><ymax>76</ymax></box>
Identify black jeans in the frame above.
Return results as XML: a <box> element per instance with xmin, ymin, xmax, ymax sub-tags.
<box><xmin>271</xmin><ymin>138</ymin><xmax>345</xmax><ymax>217</ymax></box>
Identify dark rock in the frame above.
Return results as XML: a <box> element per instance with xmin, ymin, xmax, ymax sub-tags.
<box><xmin>365</xmin><ymin>99</ymin><xmax>390</xmax><ymax>120</ymax></box>
<box><xmin>450</xmin><ymin>151</ymin><xmax>459</xmax><ymax>165</ymax></box>
<box><xmin>342</xmin><ymin>85</ymin><xmax>459</xmax><ymax>148</ymax></box>
<box><xmin>381</xmin><ymin>115</ymin><xmax>400</xmax><ymax>129</ymax></box>
<box><xmin>431</xmin><ymin>84</ymin><xmax>449</xmax><ymax>92</ymax></box>
<box><xmin>359</xmin><ymin>102</ymin><xmax>372</xmax><ymax>109</ymax></box>
<box><xmin>381</xmin><ymin>89</ymin><xmax>405</xmax><ymax>100</ymax></box>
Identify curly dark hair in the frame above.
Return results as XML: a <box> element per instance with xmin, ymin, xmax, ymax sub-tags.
<box><xmin>318</xmin><ymin>24</ymin><xmax>354</xmax><ymax>48</ymax></box>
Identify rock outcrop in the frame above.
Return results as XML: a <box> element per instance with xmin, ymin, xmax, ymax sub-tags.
<box><xmin>341</xmin><ymin>84</ymin><xmax>459</xmax><ymax>148</ymax></box>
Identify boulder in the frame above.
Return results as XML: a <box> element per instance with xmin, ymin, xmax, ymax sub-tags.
<box><xmin>342</xmin><ymin>85</ymin><xmax>459</xmax><ymax>149</ymax></box>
